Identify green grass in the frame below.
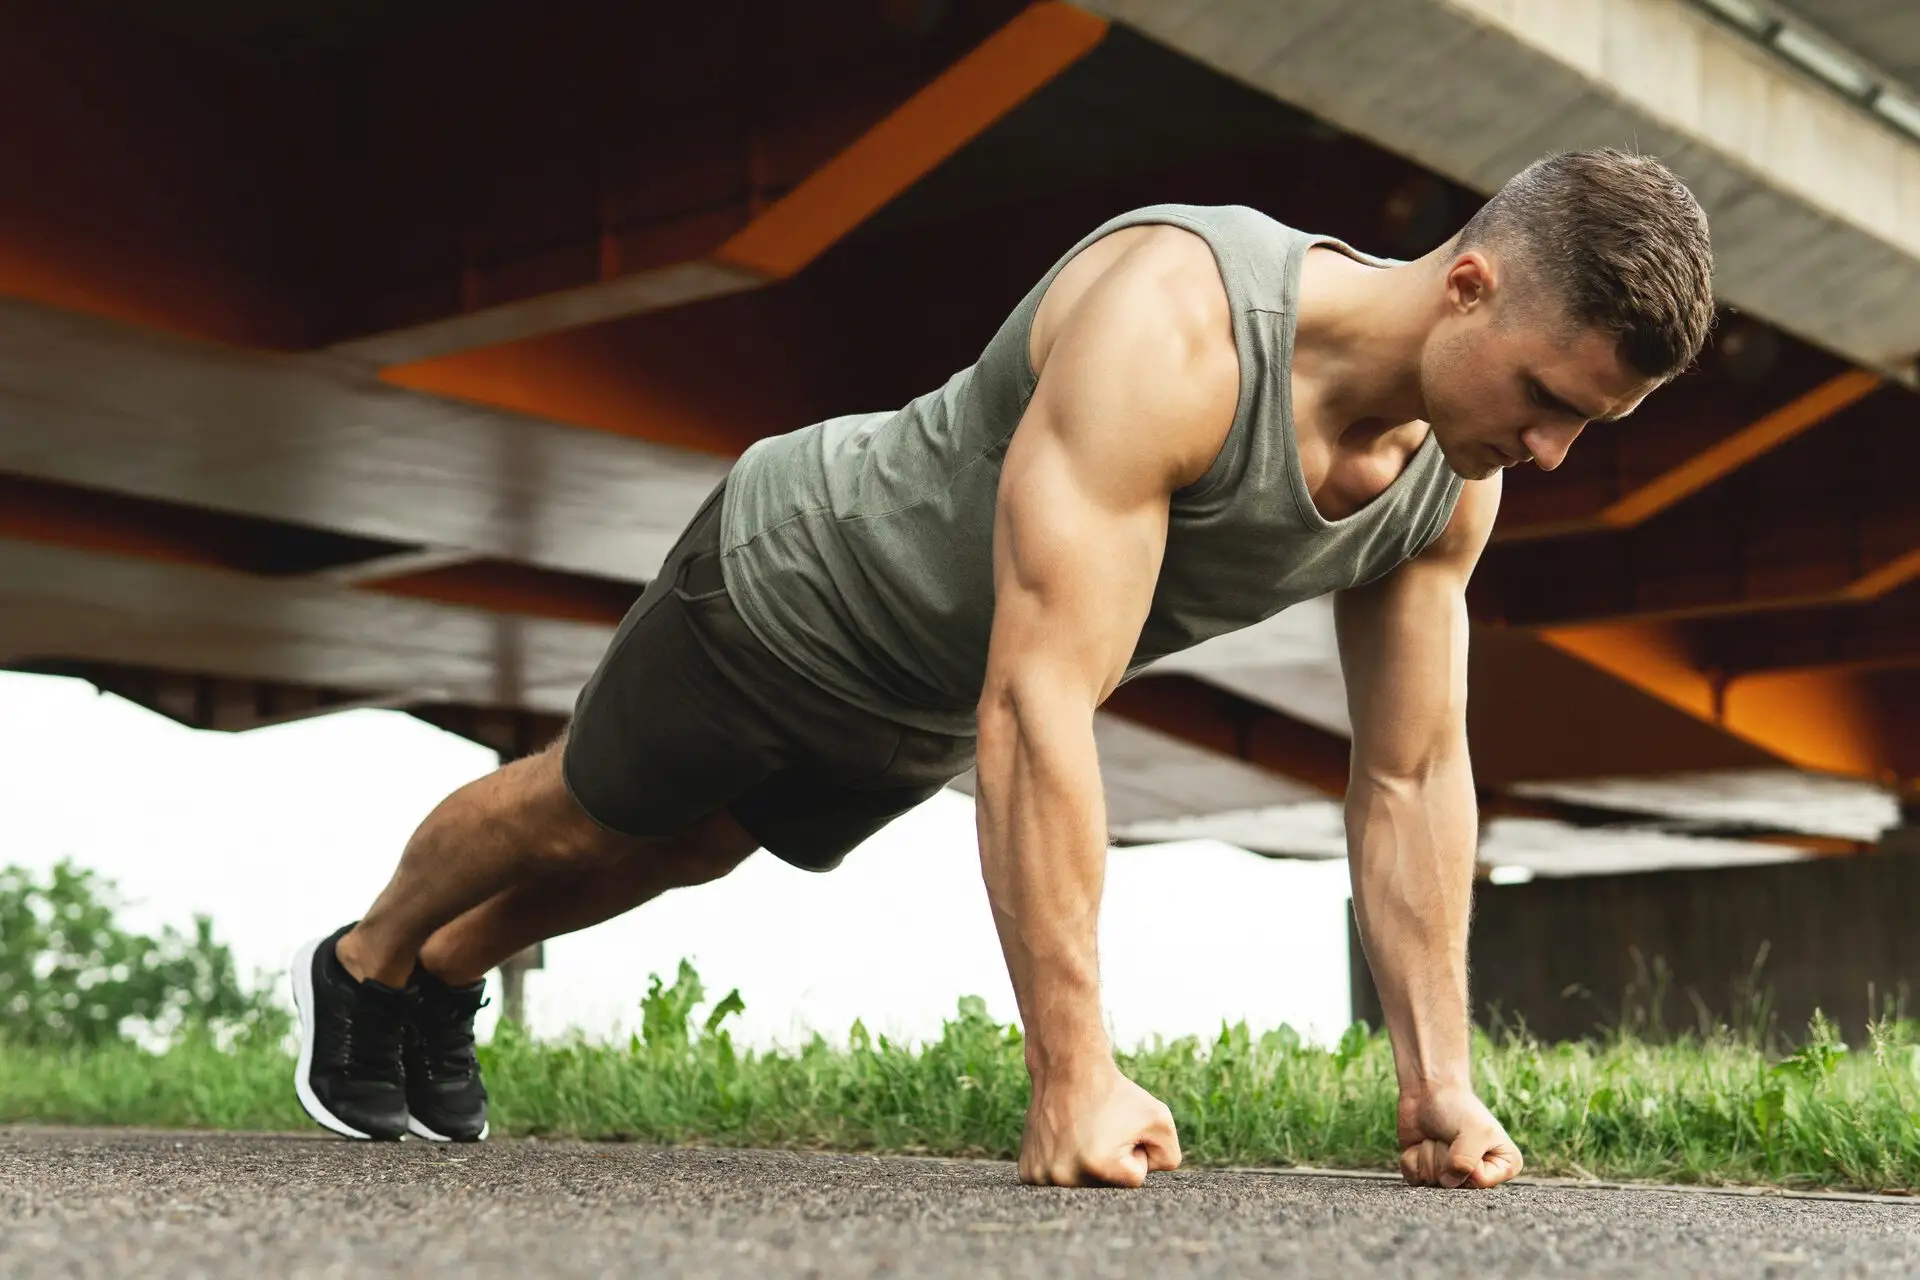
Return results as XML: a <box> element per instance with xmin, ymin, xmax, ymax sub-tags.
<box><xmin>5</xmin><ymin>961</ymin><xmax>1919</xmax><ymax>1193</ymax></box>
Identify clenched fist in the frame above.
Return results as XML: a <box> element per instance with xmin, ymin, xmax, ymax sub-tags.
<box><xmin>1397</xmin><ymin>1083</ymin><xmax>1523</xmax><ymax>1188</ymax></box>
<box><xmin>1019</xmin><ymin>1066</ymin><xmax>1182</xmax><ymax>1188</ymax></box>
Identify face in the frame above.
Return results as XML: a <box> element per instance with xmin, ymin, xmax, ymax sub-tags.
<box><xmin>1417</xmin><ymin>253</ymin><xmax>1661</xmax><ymax>481</ymax></box>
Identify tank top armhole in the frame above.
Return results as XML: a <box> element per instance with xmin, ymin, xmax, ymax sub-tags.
<box><xmin>1171</xmin><ymin>407</ymin><xmax>1247</xmax><ymax>506</ymax></box>
<box><xmin>1413</xmin><ymin>471</ymin><xmax>1466</xmax><ymax>558</ymax></box>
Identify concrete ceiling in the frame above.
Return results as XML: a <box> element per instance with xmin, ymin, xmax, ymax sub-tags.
<box><xmin>3</xmin><ymin>0</ymin><xmax>1910</xmax><ymax>876</ymax></box>
<box><xmin>1106</xmin><ymin>799</ymin><xmax>1825</xmax><ymax>878</ymax></box>
<box><xmin>1783</xmin><ymin>0</ymin><xmax>1920</xmax><ymax>96</ymax></box>
<box><xmin>1079</xmin><ymin>0</ymin><xmax>1920</xmax><ymax>378</ymax></box>
<box><xmin>0</xmin><ymin>296</ymin><xmax>731</xmax><ymax>582</ymax></box>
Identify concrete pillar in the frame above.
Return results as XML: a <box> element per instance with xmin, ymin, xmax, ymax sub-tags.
<box><xmin>490</xmin><ymin>743</ymin><xmax>545</xmax><ymax>1030</ymax></box>
<box><xmin>497</xmin><ymin>942</ymin><xmax>544</xmax><ymax>1029</ymax></box>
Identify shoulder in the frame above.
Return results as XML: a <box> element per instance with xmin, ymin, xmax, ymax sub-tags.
<box><xmin>1416</xmin><ymin>472</ymin><xmax>1502</xmax><ymax>573</ymax></box>
<box><xmin>1036</xmin><ymin>221</ymin><xmax>1238</xmax><ymax>398</ymax></box>
<box><xmin>1115</xmin><ymin>223</ymin><xmax>1232</xmax><ymax>337</ymax></box>
<box><xmin>1022</xmin><ymin>226</ymin><xmax>1239</xmax><ymax>492</ymax></box>
<box><xmin>1072</xmin><ymin>225</ymin><xmax>1236</xmax><ymax>406</ymax></box>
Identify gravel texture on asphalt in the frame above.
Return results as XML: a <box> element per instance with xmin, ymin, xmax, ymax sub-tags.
<box><xmin>3</xmin><ymin>1126</ymin><xmax>1916</xmax><ymax>1278</ymax></box>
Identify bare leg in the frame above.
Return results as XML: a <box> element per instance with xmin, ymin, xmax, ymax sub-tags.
<box><xmin>414</xmin><ymin>808</ymin><xmax>757</xmax><ymax>986</ymax></box>
<box><xmin>334</xmin><ymin>734</ymin><xmax>753</xmax><ymax>987</ymax></box>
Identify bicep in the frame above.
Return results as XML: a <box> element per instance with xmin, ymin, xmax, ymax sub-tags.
<box><xmin>981</xmin><ymin>253</ymin><xmax>1235</xmax><ymax>711</ymax></box>
<box><xmin>986</xmin><ymin>408</ymin><xmax>1168</xmax><ymax>708</ymax></box>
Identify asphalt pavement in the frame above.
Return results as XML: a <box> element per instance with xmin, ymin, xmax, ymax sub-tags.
<box><xmin>3</xmin><ymin>1126</ymin><xmax>1916</xmax><ymax>1278</ymax></box>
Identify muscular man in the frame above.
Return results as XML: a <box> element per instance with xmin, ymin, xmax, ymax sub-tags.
<box><xmin>290</xmin><ymin>148</ymin><xmax>1713</xmax><ymax>1188</ymax></box>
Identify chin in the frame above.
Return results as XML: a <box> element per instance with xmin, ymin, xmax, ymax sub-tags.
<box><xmin>1438</xmin><ymin>440</ymin><xmax>1497</xmax><ymax>482</ymax></box>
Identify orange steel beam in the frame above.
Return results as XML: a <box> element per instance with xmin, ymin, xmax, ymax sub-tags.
<box><xmin>1700</xmin><ymin>586</ymin><xmax>1920</xmax><ymax>679</ymax></box>
<box><xmin>1104</xmin><ymin>670</ymin><xmax>1826</xmax><ymax>832</ymax></box>
<box><xmin>1538</xmin><ymin>622</ymin><xmax>1891</xmax><ymax>779</ymax></box>
<box><xmin>1593</xmin><ymin>370</ymin><xmax>1884</xmax><ymax>528</ymax></box>
<box><xmin>367</xmin><ymin>3</ymin><xmax>1107</xmax><ymax>370</ymax></box>
<box><xmin>1843</xmin><ymin>546</ymin><xmax>1920</xmax><ymax>601</ymax></box>
<box><xmin>0</xmin><ymin>1</ymin><xmax>305</xmax><ymax>347</ymax></box>
<box><xmin>1495</xmin><ymin>556</ymin><xmax>1920</xmax><ymax>629</ymax></box>
<box><xmin>1479</xmin><ymin>387</ymin><xmax>1920</xmax><ymax>630</ymax></box>
<box><xmin>712</xmin><ymin>2</ymin><xmax>1109</xmax><ymax>279</ymax></box>
<box><xmin>1494</xmin><ymin>370</ymin><xmax>1884</xmax><ymax>544</ymax></box>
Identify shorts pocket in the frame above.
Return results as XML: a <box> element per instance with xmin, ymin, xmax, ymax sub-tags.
<box><xmin>670</xmin><ymin>546</ymin><xmax>731</xmax><ymax>604</ymax></box>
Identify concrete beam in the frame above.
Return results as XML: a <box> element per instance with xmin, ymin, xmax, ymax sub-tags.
<box><xmin>1081</xmin><ymin>0</ymin><xmax>1920</xmax><ymax>379</ymax></box>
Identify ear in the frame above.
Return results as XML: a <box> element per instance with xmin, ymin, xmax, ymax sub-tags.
<box><xmin>1444</xmin><ymin>251</ymin><xmax>1495</xmax><ymax>316</ymax></box>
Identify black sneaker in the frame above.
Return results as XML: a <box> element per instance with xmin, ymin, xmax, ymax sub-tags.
<box><xmin>290</xmin><ymin>923</ymin><xmax>411</xmax><ymax>1141</ymax></box>
<box><xmin>403</xmin><ymin>965</ymin><xmax>491</xmax><ymax>1142</ymax></box>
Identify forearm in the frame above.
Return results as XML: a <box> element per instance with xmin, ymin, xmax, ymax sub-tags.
<box><xmin>974</xmin><ymin>684</ymin><xmax>1111</xmax><ymax>1082</ymax></box>
<box><xmin>1345</xmin><ymin>748</ymin><xmax>1477</xmax><ymax>1095</ymax></box>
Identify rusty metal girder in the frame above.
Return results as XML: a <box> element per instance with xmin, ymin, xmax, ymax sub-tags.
<box><xmin>1493</xmin><ymin>345</ymin><xmax>1879</xmax><ymax>544</ymax></box>
<box><xmin>0</xmin><ymin>0</ymin><xmax>1044</xmax><ymax>352</ymax></box>
<box><xmin>368</xmin><ymin>2</ymin><xmax>1109</xmax><ymax>366</ymax></box>
<box><xmin>0</xmin><ymin>471</ymin><xmax>417</xmax><ymax>575</ymax></box>
<box><xmin>13</xmin><ymin>655</ymin><xmax>566</xmax><ymax>757</ymax></box>
<box><xmin>1476</xmin><ymin>388</ymin><xmax>1920</xmax><ymax>628</ymax></box>
<box><xmin>0</xmin><ymin>471</ymin><xmax>642</xmax><ymax>624</ymax></box>
<box><xmin>1693</xmin><ymin>584</ymin><xmax>1920</xmax><ymax>679</ymax></box>
<box><xmin>12</xmin><ymin>658</ymin><xmax>397</xmax><ymax>733</ymax></box>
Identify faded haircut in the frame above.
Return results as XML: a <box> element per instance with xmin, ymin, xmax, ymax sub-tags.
<box><xmin>1457</xmin><ymin>149</ymin><xmax>1715</xmax><ymax>379</ymax></box>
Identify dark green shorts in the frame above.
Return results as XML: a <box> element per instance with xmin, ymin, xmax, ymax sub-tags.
<box><xmin>563</xmin><ymin>478</ymin><xmax>977</xmax><ymax>872</ymax></box>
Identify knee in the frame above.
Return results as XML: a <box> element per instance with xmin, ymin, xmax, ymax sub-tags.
<box><xmin>469</xmin><ymin>739</ymin><xmax>633</xmax><ymax>868</ymax></box>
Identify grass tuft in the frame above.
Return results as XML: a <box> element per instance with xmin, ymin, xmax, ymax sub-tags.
<box><xmin>6</xmin><ymin>960</ymin><xmax>1918</xmax><ymax>1193</ymax></box>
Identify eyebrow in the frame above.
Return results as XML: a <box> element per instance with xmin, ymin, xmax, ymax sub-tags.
<box><xmin>1532</xmin><ymin>376</ymin><xmax>1621</xmax><ymax>423</ymax></box>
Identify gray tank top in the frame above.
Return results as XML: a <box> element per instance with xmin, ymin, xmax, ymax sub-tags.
<box><xmin>717</xmin><ymin>204</ymin><xmax>1463</xmax><ymax>738</ymax></box>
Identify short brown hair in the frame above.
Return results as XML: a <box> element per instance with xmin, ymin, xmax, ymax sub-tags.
<box><xmin>1458</xmin><ymin>149</ymin><xmax>1714</xmax><ymax>379</ymax></box>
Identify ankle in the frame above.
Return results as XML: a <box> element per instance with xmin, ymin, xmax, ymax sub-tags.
<box><xmin>414</xmin><ymin>944</ymin><xmax>487</xmax><ymax>990</ymax></box>
<box><xmin>335</xmin><ymin>926</ymin><xmax>418</xmax><ymax>989</ymax></box>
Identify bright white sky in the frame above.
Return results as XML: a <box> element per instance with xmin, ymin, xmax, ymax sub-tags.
<box><xmin>0</xmin><ymin>670</ymin><xmax>1354</xmax><ymax>1052</ymax></box>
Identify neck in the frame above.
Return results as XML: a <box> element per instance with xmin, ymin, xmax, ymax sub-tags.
<box><xmin>1292</xmin><ymin>240</ymin><xmax>1449</xmax><ymax>450</ymax></box>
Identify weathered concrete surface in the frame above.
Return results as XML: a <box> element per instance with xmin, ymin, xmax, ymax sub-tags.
<box><xmin>3</xmin><ymin>1127</ymin><xmax>1916</xmax><ymax>1278</ymax></box>
<box><xmin>1081</xmin><ymin>0</ymin><xmax>1920</xmax><ymax>378</ymax></box>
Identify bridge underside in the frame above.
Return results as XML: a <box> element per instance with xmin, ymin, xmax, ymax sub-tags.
<box><xmin>3</xmin><ymin>0</ymin><xmax>1916</xmax><ymax>905</ymax></box>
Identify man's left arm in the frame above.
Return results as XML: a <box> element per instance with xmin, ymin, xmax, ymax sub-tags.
<box><xmin>1332</xmin><ymin>475</ymin><xmax>1522</xmax><ymax>1189</ymax></box>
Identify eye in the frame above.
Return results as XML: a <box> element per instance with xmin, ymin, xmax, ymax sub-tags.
<box><xmin>1528</xmin><ymin>381</ymin><xmax>1575</xmax><ymax>417</ymax></box>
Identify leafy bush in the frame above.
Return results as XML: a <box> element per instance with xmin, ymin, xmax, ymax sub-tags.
<box><xmin>0</xmin><ymin>859</ymin><xmax>287</xmax><ymax>1050</ymax></box>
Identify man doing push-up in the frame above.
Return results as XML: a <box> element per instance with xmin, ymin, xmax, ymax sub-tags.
<box><xmin>290</xmin><ymin>148</ymin><xmax>1713</xmax><ymax>1189</ymax></box>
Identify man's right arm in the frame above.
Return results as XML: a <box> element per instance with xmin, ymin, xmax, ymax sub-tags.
<box><xmin>972</xmin><ymin>230</ymin><xmax>1236</xmax><ymax>1187</ymax></box>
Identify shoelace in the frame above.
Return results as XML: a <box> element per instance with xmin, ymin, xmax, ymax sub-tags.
<box><xmin>322</xmin><ymin>988</ymin><xmax>407</xmax><ymax>1086</ymax></box>
<box><xmin>409</xmin><ymin>988</ymin><xmax>492</xmax><ymax>1081</ymax></box>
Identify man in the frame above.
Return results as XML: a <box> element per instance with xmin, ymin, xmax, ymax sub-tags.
<box><xmin>290</xmin><ymin>148</ymin><xmax>1713</xmax><ymax>1188</ymax></box>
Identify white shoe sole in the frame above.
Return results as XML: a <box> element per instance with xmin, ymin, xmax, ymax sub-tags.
<box><xmin>407</xmin><ymin>1115</ymin><xmax>489</xmax><ymax>1142</ymax></box>
<box><xmin>290</xmin><ymin>933</ymin><xmax>379</xmax><ymax>1141</ymax></box>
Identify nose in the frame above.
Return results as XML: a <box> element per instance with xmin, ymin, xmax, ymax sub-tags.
<box><xmin>1520</xmin><ymin>422</ymin><xmax>1586</xmax><ymax>472</ymax></box>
